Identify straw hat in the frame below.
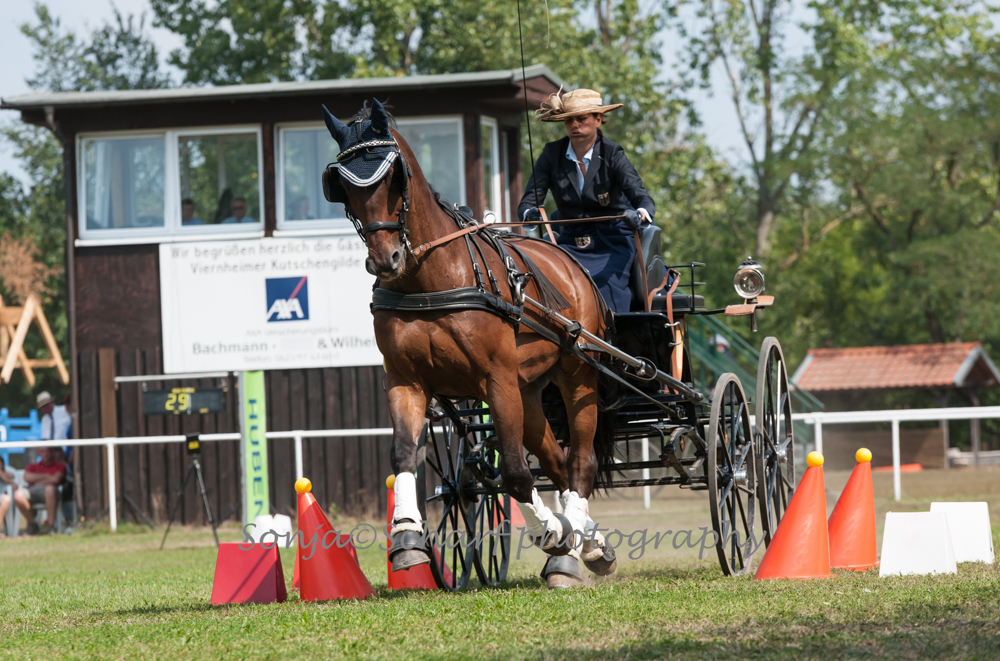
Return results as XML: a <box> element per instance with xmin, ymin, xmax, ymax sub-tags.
<box><xmin>36</xmin><ymin>391</ymin><xmax>54</xmax><ymax>408</ymax></box>
<box><xmin>536</xmin><ymin>87</ymin><xmax>623</xmax><ymax>122</ymax></box>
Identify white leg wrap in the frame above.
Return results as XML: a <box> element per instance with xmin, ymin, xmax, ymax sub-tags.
<box><xmin>581</xmin><ymin>518</ymin><xmax>607</xmax><ymax>562</ymax></box>
<box><xmin>518</xmin><ymin>488</ymin><xmax>563</xmax><ymax>540</ymax></box>
<box><xmin>392</xmin><ymin>472</ymin><xmax>423</xmax><ymax>532</ymax></box>
<box><xmin>561</xmin><ymin>490</ymin><xmax>590</xmax><ymax>535</ymax></box>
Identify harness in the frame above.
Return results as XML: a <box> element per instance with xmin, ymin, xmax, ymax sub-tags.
<box><xmin>323</xmin><ymin>118</ymin><xmax>693</xmax><ymax>409</ymax></box>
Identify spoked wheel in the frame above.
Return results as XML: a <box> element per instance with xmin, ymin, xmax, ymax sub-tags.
<box><xmin>706</xmin><ymin>373</ymin><xmax>757</xmax><ymax>576</ymax></box>
<box><xmin>466</xmin><ymin>407</ymin><xmax>510</xmax><ymax>587</ymax></box>
<box><xmin>754</xmin><ymin>337</ymin><xmax>796</xmax><ymax>546</ymax></box>
<box><xmin>417</xmin><ymin>417</ymin><xmax>476</xmax><ymax>591</ymax></box>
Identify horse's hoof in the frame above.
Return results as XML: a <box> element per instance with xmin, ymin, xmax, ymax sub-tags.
<box><xmin>583</xmin><ymin>545</ymin><xmax>617</xmax><ymax>577</ymax></box>
<box><xmin>541</xmin><ymin>555</ymin><xmax>584</xmax><ymax>589</ymax></box>
<box><xmin>389</xmin><ymin>529</ymin><xmax>430</xmax><ymax>571</ymax></box>
<box><xmin>538</xmin><ymin>513</ymin><xmax>577</xmax><ymax>556</ymax></box>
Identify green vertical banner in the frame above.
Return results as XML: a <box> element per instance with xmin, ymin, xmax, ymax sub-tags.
<box><xmin>238</xmin><ymin>371</ymin><xmax>269</xmax><ymax>527</ymax></box>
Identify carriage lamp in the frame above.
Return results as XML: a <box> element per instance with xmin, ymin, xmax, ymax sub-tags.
<box><xmin>733</xmin><ymin>258</ymin><xmax>765</xmax><ymax>300</ymax></box>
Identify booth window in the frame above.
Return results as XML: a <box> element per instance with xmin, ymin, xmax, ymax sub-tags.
<box><xmin>177</xmin><ymin>131</ymin><xmax>262</xmax><ymax>228</ymax></box>
<box><xmin>78</xmin><ymin>127</ymin><xmax>263</xmax><ymax>242</ymax></box>
<box><xmin>480</xmin><ymin>118</ymin><xmax>501</xmax><ymax>218</ymax></box>
<box><xmin>276</xmin><ymin>117</ymin><xmax>465</xmax><ymax>233</ymax></box>
<box><xmin>82</xmin><ymin>136</ymin><xmax>165</xmax><ymax>232</ymax></box>
<box><xmin>278</xmin><ymin>126</ymin><xmax>348</xmax><ymax>231</ymax></box>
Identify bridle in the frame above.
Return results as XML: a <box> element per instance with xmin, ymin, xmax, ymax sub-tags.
<box><xmin>326</xmin><ymin>127</ymin><xmax>414</xmax><ymax>255</ymax></box>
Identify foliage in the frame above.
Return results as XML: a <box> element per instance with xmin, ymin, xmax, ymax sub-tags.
<box><xmin>0</xmin><ymin>233</ymin><xmax>62</xmax><ymax>303</ymax></box>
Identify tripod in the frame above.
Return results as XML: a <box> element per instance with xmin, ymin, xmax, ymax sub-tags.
<box><xmin>160</xmin><ymin>435</ymin><xmax>219</xmax><ymax>549</ymax></box>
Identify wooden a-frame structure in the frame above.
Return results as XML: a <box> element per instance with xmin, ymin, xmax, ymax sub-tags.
<box><xmin>0</xmin><ymin>294</ymin><xmax>69</xmax><ymax>386</ymax></box>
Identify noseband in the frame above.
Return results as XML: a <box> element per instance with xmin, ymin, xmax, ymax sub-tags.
<box><xmin>322</xmin><ymin>131</ymin><xmax>413</xmax><ymax>254</ymax></box>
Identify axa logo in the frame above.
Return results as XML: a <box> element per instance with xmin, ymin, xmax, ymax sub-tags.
<box><xmin>265</xmin><ymin>276</ymin><xmax>310</xmax><ymax>322</ymax></box>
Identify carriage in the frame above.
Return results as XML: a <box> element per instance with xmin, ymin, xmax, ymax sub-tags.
<box><xmin>320</xmin><ymin>98</ymin><xmax>798</xmax><ymax>588</ymax></box>
<box><xmin>411</xmin><ymin>222</ymin><xmax>797</xmax><ymax>588</ymax></box>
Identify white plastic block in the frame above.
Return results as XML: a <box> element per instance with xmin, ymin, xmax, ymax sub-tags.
<box><xmin>879</xmin><ymin>511</ymin><xmax>957</xmax><ymax>577</ymax></box>
<box><xmin>251</xmin><ymin>513</ymin><xmax>295</xmax><ymax>546</ymax></box>
<box><xmin>930</xmin><ymin>502</ymin><xmax>995</xmax><ymax>564</ymax></box>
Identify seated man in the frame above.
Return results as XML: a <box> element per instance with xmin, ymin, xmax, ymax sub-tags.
<box><xmin>221</xmin><ymin>197</ymin><xmax>256</xmax><ymax>224</ymax></box>
<box><xmin>181</xmin><ymin>198</ymin><xmax>204</xmax><ymax>225</ymax></box>
<box><xmin>13</xmin><ymin>447</ymin><xmax>66</xmax><ymax>535</ymax></box>
<box><xmin>0</xmin><ymin>455</ymin><xmax>17</xmax><ymax>538</ymax></box>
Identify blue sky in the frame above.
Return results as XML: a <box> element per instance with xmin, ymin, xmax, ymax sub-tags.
<box><xmin>0</xmin><ymin>0</ymin><xmax>813</xmax><ymax>188</ymax></box>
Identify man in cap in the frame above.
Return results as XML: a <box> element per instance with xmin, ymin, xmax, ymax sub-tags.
<box><xmin>517</xmin><ymin>88</ymin><xmax>655</xmax><ymax>313</ymax></box>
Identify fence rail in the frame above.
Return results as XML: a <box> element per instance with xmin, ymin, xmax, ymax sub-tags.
<box><xmin>2</xmin><ymin>406</ymin><xmax>998</xmax><ymax>531</ymax></box>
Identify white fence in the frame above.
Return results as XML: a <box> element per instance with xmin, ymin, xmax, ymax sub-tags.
<box><xmin>2</xmin><ymin>405</ymin><xmax>998</xmax><ymax>532</ymax></box>
<box><xmin>793</xmin><ymin>406</ymin><xmax>1000</xmax><ymax>501</ymax></box>
<box><xmin>1</xmin><ymin>428</ymin><xmax>394</xmax><ymax>532</ymax></box>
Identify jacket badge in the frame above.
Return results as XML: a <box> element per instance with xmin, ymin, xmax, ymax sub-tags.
<box><xmin>598</xmin><ymin>192</ymin><xmax>610</xmax><ymax>206</ymax></box>
<box><xmin>575</xmin><ymin>236</ymin><xmax>592</xmax><ymax>249</ymax></box>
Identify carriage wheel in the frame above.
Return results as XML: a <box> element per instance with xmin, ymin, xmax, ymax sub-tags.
<box><xmin>470</xmin><ymin>489</ymin><xmax>511</xmax><ymax>587</ymax></box>
<box><xmin>753</xmin><ymin>337</ymin><xmax>796</xmax><ymax>546</ymax></box>
<box><xmin>417</xmin><ymin>419</ymin><xmax>476</xmax><ymax>591</ymax></box>
<box><xmin>706</xmin><ymin>373</ymin><xmax>757</xmax><ymax>576</ymax></box>
<box><xmin>467</xmin><ymin>411</ymin><xmax>511</xmax><ymax>587</ymax></box>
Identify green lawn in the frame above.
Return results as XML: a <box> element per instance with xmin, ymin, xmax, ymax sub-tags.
<box><xmin>2</xmin><ymin>470</ymin><xmax>1000</xmax><ymax>660</ymax></box>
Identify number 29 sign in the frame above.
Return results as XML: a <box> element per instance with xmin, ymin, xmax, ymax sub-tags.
<box><xmin>142</xmin><ymin>387</ymin><xmax>227</xmax><ymax>416</ymax></box>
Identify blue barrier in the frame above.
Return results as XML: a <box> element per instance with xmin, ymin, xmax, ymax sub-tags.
<box><xmin>0</xmin><ymin>408</ymin><xmax>41</xmax><ymax>464</ymax></box>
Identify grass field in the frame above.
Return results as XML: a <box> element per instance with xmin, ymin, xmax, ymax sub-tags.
<box><xmin>2</xmin><ymin>469</ymin><xmax>999</xmax><ymax>660</ymax></box>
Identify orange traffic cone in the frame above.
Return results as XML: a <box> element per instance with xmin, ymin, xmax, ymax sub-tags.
<box><xmin>293</xmin><ymin>530</ymin><xmax>357</xmax><ymax>589</ymax></box>
<box><xmin>295</xmin><ymin>477</ymin><xmax>375</xmax><ymax>601</ymax></box>
<box><xmin>386</xmin><ymin>474</ymin><xmax>440</xmax><ymax>590</ymax></box>
<box><xmin>754</xmin><ymin>452</ymin><xmax>832</xmax><ymax>580</ymax></box>
<box><xmin>828</xmin><ymin>448</ymin><xmax>877</xmax><ymax>570</ymax></box>
<box><xmin>492</xmin><ymin>497</ymin><xmax>526</xmax><ymax>527</ymax></box>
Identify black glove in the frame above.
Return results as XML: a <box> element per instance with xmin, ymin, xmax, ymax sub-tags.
<box><xmin>623</xmin><ymin>208</ymin><xmax>641</xmax><ymax>230</ymax></box>
<box><xmin>523</xmin><ymin>207</ymin><xmax>543</xmax><ymax>224</ymax></box>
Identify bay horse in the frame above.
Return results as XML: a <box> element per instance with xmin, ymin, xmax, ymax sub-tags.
<box><xmin>323</xmin><ymin>99</ymin><xmax>618</xmax><ymax>588</ymax></box>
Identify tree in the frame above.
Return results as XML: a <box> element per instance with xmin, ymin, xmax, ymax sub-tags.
<box><xmin>0</xmin><ymin>3</ymin><xmax>171</xmax><ymax>411</ymax></box>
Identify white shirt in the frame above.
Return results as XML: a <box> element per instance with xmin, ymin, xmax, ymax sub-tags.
<box><xmin>565</xmin><ymin>140</ymin><xmax>594</xmax><ymax>193</ymax></box>
<box><xmin>53</xmin><ymin>405</ymin><xmax>71</xmax><ymax>440</ymax></box>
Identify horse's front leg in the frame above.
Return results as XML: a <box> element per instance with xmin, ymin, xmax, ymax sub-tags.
<box><xmin>386</xmin><ymin>373</ymin><xmax>431</xmax><ymax>570</ymax></box>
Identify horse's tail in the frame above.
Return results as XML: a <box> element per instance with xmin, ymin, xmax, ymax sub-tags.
<box><xmin>594</xmin><ymin>308</ymin><xmax>621</xmax><ymax>489</ymax></box>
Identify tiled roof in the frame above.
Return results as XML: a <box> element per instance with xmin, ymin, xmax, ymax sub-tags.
<box><xmin>790</xmin><ymin>342</ymin><xmax>1000</xmax><ymax>392</ymax></box>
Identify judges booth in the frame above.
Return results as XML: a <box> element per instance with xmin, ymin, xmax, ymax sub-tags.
<box><xmin>1</xmin><ymin>66</ymin><xmax>562</xmax><ymax>522</ymax></box>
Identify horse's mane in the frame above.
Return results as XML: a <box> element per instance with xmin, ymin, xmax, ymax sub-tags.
<box><xmin>350</xmin><ymin>99</ymin><xmax>397</xmax><ymax>128</ymax></box>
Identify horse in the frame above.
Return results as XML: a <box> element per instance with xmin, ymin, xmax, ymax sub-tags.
<box><xmin>322</xmin><ymin>99</ymin><xmax>619</xmax><ymax>588</ymax></box>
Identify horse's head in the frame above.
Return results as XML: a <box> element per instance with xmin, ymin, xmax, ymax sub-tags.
<box><xmin>322</xmin><ymin>99</ymin><xmax>413</xmax><ymax>281</ymax></box>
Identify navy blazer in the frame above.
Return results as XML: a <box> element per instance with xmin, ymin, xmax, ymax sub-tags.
<box><xmin>517</xmin><ymin>132</ymin><xmax>655</xmax><ymax>237</ymax></box>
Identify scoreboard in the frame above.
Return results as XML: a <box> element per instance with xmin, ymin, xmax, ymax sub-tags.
<box><xmin>142</xmin><ymin>387</ymin><xmax>227</xmax><ymax>415</ymax></box>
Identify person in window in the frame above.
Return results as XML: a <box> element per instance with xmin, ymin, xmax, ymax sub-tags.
<box><xmin>291</xmin><ymin>196</ymin><xmax>313</xmax><ymax>220</ymax></box>
<box><xmin>181</xmin><ymin>198</ymin><xmax>204</xmax><ymax>225</ymax></box>
<box><xmin>516</xmin><ymin>88</ymin><xmax>655</xmax><ymax>313</ymax></box>
<box><xmin>221</xmin><ymin>197</ymin><xmax>256</xmax><ymax>224</ymax></box>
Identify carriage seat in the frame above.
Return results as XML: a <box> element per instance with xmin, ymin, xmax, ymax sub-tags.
<box><xmin>629</xmin><ymin>224</ymin><xmax>705</xmax><ymax>313</ymax></box>
<box><xmin>629</xmin><ymin>225</ymin><xmax>667</xmax><ymax>311</ymax></box>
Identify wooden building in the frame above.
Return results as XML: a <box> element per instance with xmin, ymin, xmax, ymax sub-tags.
<box><xmin>791</xmin><ymin>342</ymin><xmax>1000</xmax><ymax>469</ymax></box>
<box><xmin>1</xmin><ymin>66</ymin><xmax>562</xmax><ymax>522</ymax></box>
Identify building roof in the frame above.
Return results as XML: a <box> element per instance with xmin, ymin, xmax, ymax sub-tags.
<box><xmin>790</xmin><ymin>342</ymin><xmax>1000</xmax><ymax>392</ymax></box>
<box><xmin>0</xmin><ymin>65</ymin><xmax>565</xmax><ymax>111</ymax></box>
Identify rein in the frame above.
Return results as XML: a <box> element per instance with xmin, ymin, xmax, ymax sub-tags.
<box><xmin>410</xmin><ymin>214</ymin><xmax>627</xmax><ymax>258</ymax></box>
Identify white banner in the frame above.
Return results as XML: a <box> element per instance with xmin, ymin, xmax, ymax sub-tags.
<box><xmin>160</xmin><ymin>236</ymin><xmax>382</xmax><ymax>373</ymax></box>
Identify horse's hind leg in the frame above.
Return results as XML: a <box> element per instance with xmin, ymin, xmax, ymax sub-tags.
<box><xmin>553</xmin><ymin>364</ymin><xmax>618</xmax><ymax>577</ymax></box>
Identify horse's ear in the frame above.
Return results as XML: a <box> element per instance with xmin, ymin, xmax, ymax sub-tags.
<box><xmin>322</xmin><ymin>104</ymin><xmax>351</xmax><ymax>148</ymax></box>
<box><xmin>370</xmin><ymin>98</ymin><xmax>390</xmax><ymax>135</ymax></box>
